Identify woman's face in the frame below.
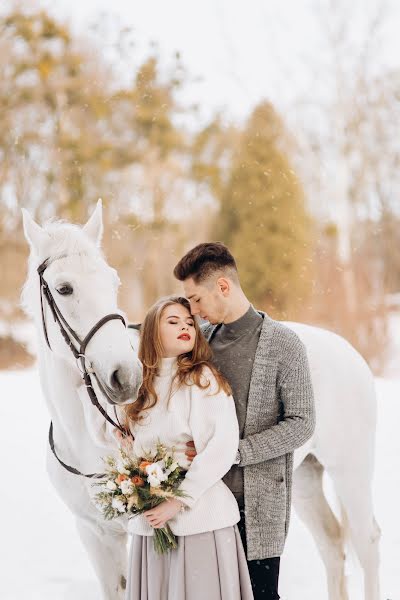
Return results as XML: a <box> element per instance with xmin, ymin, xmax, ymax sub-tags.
<box><xmin>159</xmin><ymin>303</ymin><xmax>196</xmax><ymax>358</ymax></box>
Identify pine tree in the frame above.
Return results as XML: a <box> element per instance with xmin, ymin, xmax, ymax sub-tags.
<box><xmin>215</xmin><ymin>102</ymin><xmax>313</xmax><ymax>317</ymax></box>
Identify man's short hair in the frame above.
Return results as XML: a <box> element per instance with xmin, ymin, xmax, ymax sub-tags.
<box><xmin>173</xmin><ymin>242</ymin><xmax>238</xmax><ymax>284</ymax></box>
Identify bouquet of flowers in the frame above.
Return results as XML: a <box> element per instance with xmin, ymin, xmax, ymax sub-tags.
<box><xmin>93</xmin><ymin>442</ymin><xmax>188</xmax><ymax>554</ymax></box>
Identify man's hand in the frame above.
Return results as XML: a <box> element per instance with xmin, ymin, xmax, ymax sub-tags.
<box><xmin>144</xmin><ymin>498</ymin><xmax>184</xmax><ymax>528</ymax></box>
<box><xmin>185</xmin><ymin>440</ymin><xmax>197</xmax><ymax>463</ymax></box>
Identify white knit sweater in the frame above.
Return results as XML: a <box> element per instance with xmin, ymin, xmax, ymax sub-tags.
<box><xmin>127</xmin><ymin>357</ymin><xmax>240</xmax><ymax>536</ymax></box>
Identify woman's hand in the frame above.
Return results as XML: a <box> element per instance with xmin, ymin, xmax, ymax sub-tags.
<box><xmin>113</xmin><ymin>428</ymin><xmax>133</xmax><ymax>451</ymax></box>
<box><xmin>144</xmin><ymin>498</ymin><xmax>184</xmax><ymax>529</ymax></box>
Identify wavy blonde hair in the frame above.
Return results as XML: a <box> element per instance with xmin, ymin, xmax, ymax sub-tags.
<box><xmin>124</xmin><ymin>295</ymin><xmax>231</xmax><ymax>425</ymax></box>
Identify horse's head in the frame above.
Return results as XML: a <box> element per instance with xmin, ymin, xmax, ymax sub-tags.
<box><xmin>21</xmin><ymin>200</ymin><xmax>142</xmax><ymax>405</ymax></box>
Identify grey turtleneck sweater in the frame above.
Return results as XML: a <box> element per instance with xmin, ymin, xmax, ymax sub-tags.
<box><xmin>208</xmin><ymin>304</ymin><xmax>263</xmax><ymax>507</ymax></box>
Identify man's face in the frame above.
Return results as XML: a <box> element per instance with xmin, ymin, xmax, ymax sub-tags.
<box><xmin>183</xmin><ymin>277</ymin><xmax>226</xmax><ymax>324</ymax></box>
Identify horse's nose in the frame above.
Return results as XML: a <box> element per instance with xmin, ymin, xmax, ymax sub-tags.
<box><xmin>110</xmin><ymin>363</ymin><xmax>141</xmax><ymax>399</ymax></box>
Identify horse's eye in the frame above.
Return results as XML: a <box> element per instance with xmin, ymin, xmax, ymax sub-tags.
<box><xmin>56</xmin><ymin>284</ymin><xmax>73</xmax><ymax>296</ymax></box>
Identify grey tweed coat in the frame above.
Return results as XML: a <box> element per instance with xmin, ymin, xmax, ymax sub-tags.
<box><xmin>202</xmin><ymin>311</ymin><xmax>315</xmax><ymax>560</ymax></box>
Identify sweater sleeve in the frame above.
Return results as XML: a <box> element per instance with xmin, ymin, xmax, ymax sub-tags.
<box><xmin>177</xmin><ymin>368</ymin><xmax>239</xmax><ymax>508</ymax></box>
<box><xmin>238</xmin><ymin>337</ymin><xmax>315</xmax><ymax>466</ymax></box>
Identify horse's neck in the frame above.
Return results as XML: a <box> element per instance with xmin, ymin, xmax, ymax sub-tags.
<box><xmin>37</xmin><ymin>340</ymin><xmax>80</xmax><ymax>415</ymax></box>
<box><xmin>37</xmin><ymin>337</ymin><xmax>113</xmax><ymax>462</ymax></box>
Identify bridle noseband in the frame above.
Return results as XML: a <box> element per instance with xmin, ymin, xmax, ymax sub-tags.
<box><xmin>37</xmin><ymin>254</ymin><xmax>133</xmax><ymax>478</ymax></box>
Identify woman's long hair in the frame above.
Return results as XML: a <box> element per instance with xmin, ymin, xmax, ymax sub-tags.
<box><xmin>124</xmin><ymin>295</ymin><xmax>231</xmax><ymax>425</ymax></box>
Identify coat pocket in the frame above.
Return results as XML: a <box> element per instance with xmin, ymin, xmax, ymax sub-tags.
<box><xmin>257</xmin><ymin>473</ymin><xmax>287</xmax><ymax>536</ymax></box>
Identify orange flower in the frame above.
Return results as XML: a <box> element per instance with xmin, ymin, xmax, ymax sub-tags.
<box><xmin>115</xmin><ymin>474</ymin><xmax>129</xmax><ymax>484</ymax></box>
<box><xmin>139</xmin><ymin>461</ymin><xmax>152</xmax><ymax>471</ymax></box>
<box><xmin>131</xmin><ymin>476</ymin><xmax>145</xmax><ymax>487</ymax></box>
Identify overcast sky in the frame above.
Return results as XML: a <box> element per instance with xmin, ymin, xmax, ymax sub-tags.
<box><xmin>35</xmin><ymin>0</ymin><xmax>400</xmax><ymax>129</ymax></box>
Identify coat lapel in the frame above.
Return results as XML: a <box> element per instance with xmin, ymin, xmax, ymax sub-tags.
<box><xmin>244</xmin><ymin>311</ymin><xmax>276</xmax><ymax>436</ymax></box>
<box><xmin>201</xmin><ymin>321</ymin><xmax>220</xmax><ymax>342</ymax></box>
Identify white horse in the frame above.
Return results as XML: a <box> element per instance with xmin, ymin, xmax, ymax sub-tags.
<box><xmin>21</xmin><ymin>201</ymin><xmax>380</xmax><ymax>600</ymax></box>
<box><xmin>285</xmin><ymin>322</ymin><xmax>381</xmax><ymax>600</ymax></box>
<box><xmin>21</xmin><ymin>200</ymin><xmax>142</xmax><ymax>600</ymax></box>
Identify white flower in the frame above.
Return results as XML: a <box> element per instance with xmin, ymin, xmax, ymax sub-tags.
<box><xmin>146</xmin><ymin>463</ymin><xmax>168</xmax><ymax>480</ymax></box>
<box><xmin>112</xmin><ymin>497</ymin><xmax>127</xmax><ymax>513</ymax></box>
<box><xmin>116</xmin><ymin>458</ymin><xmax>130</xmax><ymax>475</ymax></box>
<box><xmin>120</xmin><ymin>479</ymin><xmax>134</xmax><ymax>495</ymax></box>
<box><xmin>145</xmin><ymin>462</ymin><xmax>168</xmax><ymax>488</ymax></box>
<box><xmin>106</xmin><ymin>480</ymin><xmax>118</xmax><ymax>491</ymax></box>
<box><xmin>147</xmin><ymin>474</ymin><xmax>161</xmax><ymax>488</ymax></box>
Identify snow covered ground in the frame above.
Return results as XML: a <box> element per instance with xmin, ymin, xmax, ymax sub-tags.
<box><xmin>1</xmin><ymin>367</ymin><xmax>399</xmax><ymax>600</ymax></box>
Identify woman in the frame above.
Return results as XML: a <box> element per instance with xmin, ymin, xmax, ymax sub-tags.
<box><xmin>123</xmin><ymin>295</ymin><xmax>253</xmax><ymax>600</ymax></box>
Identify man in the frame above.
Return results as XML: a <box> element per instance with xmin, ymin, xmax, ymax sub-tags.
<box><xmin>174</xmin><ymin>242</ymin><xmax>315</xmax><ymax>600</ymax></box>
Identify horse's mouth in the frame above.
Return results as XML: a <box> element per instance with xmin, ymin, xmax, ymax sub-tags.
<box><xmin>93</xmin><ymin>376</ymin><xmax>140</xmax><ymax>406</ymax></box>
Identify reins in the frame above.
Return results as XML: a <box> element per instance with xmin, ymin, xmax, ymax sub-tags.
<box><xmin>37</xmin><ymin>254</ymin><xmax>134</xmax><ymax>479</ymax></box>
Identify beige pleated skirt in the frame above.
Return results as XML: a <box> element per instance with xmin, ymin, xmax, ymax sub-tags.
<box><xmin>126</xmin><ymin>524</ymin><xmax>254</xmax><ymax>600</ymax></box>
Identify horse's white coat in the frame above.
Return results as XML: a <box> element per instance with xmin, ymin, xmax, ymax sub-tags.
<box><xmin>285</xmin><ymin>322</ymin><xmax>380</xmax><ymax>600</ymax></box>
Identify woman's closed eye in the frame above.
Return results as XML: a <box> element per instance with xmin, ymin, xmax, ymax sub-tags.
<box><xmin>168</xmin><ymin>320</ymin><xmax>194</xmax><ymax>326</ymax></box>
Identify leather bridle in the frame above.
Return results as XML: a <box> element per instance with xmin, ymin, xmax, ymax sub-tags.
<box><xmin>37</xmin><ymin>254</ymin><xmax>134</xmax><ymax>478</ymax></box>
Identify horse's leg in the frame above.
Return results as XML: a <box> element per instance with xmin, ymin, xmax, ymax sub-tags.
<box><xmin>75</xmin><ymin>515</ymin><xmax>128</xmax><ymax>600</ymax></box>
<box><xmin>292</xmin><ymin>454</ymin><xmax>348</xmax><ymax>600</ymax></box>
<box><xmin>328</xmin><ymin>467</ymin><xmax>381</xmax><ymax>600</ymax></box>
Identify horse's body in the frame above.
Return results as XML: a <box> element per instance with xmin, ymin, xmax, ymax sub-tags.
<box><xmin>286</xmin><ymin>322</ymin><xmax>380</xmax><ymax>600</ymax></box>
<box><xmin>21</xmin><ymin>202</ymin><xmax>380</xmax><ymax>600</ymax></box>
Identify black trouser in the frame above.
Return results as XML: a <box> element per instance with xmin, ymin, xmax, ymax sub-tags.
<box><xmin>238</xmin><ymin>508</ymin><xmax>281</xmax><ymax>600</ymax></box>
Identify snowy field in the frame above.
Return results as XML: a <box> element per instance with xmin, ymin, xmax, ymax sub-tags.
<box><xmin>1</xmin><ymin>367</ymin><xmax>399</xmax><ymax>600</ymax></box>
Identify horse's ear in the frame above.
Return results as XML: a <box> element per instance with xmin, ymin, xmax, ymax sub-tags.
<box><xmin>21</xmin><ymin>208</ymin><xmax>50</xmax><ymax>251</ymax></box>
<box><xmin>82</xmin><ymin>198</ymin><xmax>103</xmax><ymax>247</ymax></box>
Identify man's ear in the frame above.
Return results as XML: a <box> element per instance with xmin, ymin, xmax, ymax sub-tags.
<box><xmin>217</xmin><ymin>277</ymin><xmax>230</xmax><ymax>296</ymax></box>
<box><xmin>82</xmin><ymin>198</ymin><xmax>103</xmax><ymax>247</ymax></box>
